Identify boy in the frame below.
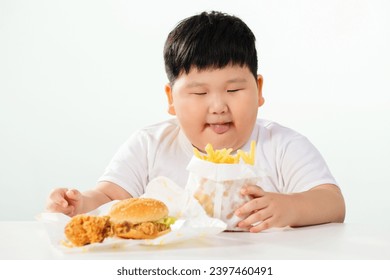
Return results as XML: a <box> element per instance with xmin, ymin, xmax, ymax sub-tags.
<box><xmin>46</xmin><ymin>11</ymin><xmax>345</xmax><ymax>232</ymax></box>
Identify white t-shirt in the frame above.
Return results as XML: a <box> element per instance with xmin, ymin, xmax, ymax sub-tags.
<box><xmin>98</xmin><ymin>118</ymin><xmax>338</xmax><ymax>197</ymax></box>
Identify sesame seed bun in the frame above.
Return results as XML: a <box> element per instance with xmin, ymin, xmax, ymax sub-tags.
<box><xmin>109</xmin><ymin>198</ymin><xmax>168</xmax><ymax>224</ymax></box>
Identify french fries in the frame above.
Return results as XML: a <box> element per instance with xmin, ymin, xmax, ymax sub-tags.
<box><xmin>193</xmin><ymin>141</ymin><xmax>256</xmax><ymax>165</ymax></box>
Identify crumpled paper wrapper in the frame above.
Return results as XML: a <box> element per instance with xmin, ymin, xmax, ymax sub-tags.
<box><xmin>37</xmin><ymin>176</ymin><xmax>226</xmax><ymax>253</ymax></box>
<box><xmin>186</xmin><ymin>156</ymin><xmax>267</xmax><ymax>231</ymax></box>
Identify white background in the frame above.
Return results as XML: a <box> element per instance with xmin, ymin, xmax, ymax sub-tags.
<box><xmin>0</xmin><ymin>0</ymin><xmax>389</xmax><ymax>224</ymax></box>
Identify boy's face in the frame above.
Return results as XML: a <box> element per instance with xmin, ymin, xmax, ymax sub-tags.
<box><xmin>165</xmin><ymin>65</ymin><xmax>264</xmax><ymax>152</ymax></box>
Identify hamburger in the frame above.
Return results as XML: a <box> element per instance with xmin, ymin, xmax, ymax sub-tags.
<box><xmin>109</xmin><ymin>198</ymin><xmax>175</xmax><ymax>239</ymax></box>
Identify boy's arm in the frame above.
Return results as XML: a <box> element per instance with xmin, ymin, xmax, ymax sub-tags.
<box><xmin>79</xmin><ymin>181</ymin><xmax>133</xmax><ymax>214</ymax></box>
<box><xmin>289</xmin><ymin>184</ymin><xmax>345</xmax><ymax>226</ymax></box>
<box><xmin>236</xmin><ymin>183</ymin><xmax>345</xmax><ymax>232</ymax></box>
<box><xmin>47</xmin><ymin>181</ymin><xmax>132</xmax><ymax>216</ymax></box>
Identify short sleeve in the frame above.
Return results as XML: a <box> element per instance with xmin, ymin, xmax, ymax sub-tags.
<box><xmin>97</xmin><ymin>130</ymin><xmax>149</xmax><ymax>197</ymax></box>
<box><xmin>279</xmin><ymin>134</ymin><xmax>338</xmax><ymax>193</ymax></box>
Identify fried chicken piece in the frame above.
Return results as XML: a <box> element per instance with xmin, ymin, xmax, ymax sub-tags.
<box><xmin>64</xmin><ymin>215</ymin><xmax>113</xmax><ymax>247</ymax></box>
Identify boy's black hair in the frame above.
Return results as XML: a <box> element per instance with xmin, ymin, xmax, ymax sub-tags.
<box><xmin>164</xmin><ymin>11</ymin><xmax>258</xmax><ymax>84</ymax></box>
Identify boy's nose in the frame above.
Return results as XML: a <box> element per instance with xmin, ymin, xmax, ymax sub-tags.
<box><xmin>209</xmin><ymin>96</ymin><xmax>228</xmax><ymax>114</ymax></box>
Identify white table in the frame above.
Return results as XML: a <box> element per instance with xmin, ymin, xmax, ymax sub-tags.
<box><xmin>1</xmin><ymin>221</ymin><xmax>389</xmax><ymax>259</ymax></box>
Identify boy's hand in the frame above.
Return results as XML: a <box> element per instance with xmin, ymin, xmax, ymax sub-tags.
<box><xmin>235</xmin><ymin>185</ymin><xmax>296</xmax><ymax>232</ymax></box>
<box><xmin>46</xmin><ymin>188</ymin><xmax>83</xmax><ymax>217</ymax></box>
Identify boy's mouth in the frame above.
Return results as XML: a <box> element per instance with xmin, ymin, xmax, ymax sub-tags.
<box><xmin>208</xmin><ymin>122</ymin><xmax>232</xmax><ymax>134</ymax></box>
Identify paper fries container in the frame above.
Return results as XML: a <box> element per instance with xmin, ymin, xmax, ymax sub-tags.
<box><xmin>186</xmin><ymin>156</ymin><xmax>265</xmax><ymax>231</ymax></box>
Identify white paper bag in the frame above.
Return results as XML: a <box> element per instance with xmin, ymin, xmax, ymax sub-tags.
<box><xmin>185</xmin><ymin>156</ymin><xmax>266</xmax><ymax>231</ymax></box>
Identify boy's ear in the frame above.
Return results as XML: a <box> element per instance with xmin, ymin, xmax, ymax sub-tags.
<box><xmin>165</xmin><ymin>84</ymin><xmax>176</xmax><ymax>115</ymax></box>
<box><xmin>257</xmin><ymin>75</ymin><xmax>265</xmax><ymax>107</ymax></box>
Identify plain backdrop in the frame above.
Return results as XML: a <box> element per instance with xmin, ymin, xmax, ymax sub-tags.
<box><xmin>1</xmin><ymin>0</ymin><xmax>389</xmax><ymax>224</ymax></box>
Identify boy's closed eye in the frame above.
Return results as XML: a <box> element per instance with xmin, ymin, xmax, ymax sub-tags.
<box><xmin>227</xmin><ymin>88</ymin><xmax>243</xmax><ymax>93</ymax></box>
<box><xmin>191</xmin><ymin>89</ymin><xmax>243</xmax><ymax>95</ymax></box>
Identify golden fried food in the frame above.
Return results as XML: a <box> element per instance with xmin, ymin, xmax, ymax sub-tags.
<box><xmin>63</xmin><ymin>198</ymin><xmax>176</xmax><ymax>247</ymax></box>
<box><xmin>112</xmin><ymin>221</ymin><xmax>170</xmax><ymax>239</ymax></box>
<box><xmin>193</xmin><ymin>140</ymin><xmax>256</xmax><ymax>165</ymax></box>
<box><xmin>64</xmin><ymin>215</ymin><xmax>113</xmax><ymax>247</ymax></box>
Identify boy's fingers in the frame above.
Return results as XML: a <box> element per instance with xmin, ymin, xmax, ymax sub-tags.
<box><xmin>46</xmin><ymin>188</ymin><xmax>80</xmax><ymax>216</ymax></box>
<box><xmin>64</xmin><ymin>205</ymin><xmax>75</xmax><ymax>216</ymax></box>
<box><xmin>235</xmin><ymin>197</ymin><xmax>267</xmax><ymax>217</ymax></box>
<box><xmin>249</xmin><ymin>219</ymin><xmax>272</xmax><ymax>233</ymax></box>
<box><xmin>65</xmin><ymin>189</ymin><xmax>81</xmax><ymax>202</ymax></box>
<box><xmin>235</xmin><ymin>186</ymin><xmax>267</xmax><ymax>218</ymax></box>
<box><xmin>46</xmin><ymin>203</ymin><xmax>74</xmax><ymax>215</ymax></box>
<box><xmin>238</xmin><ymin>209</ymin><xmax>272</xmax><ymax>229</ymax></box>
<box><xmin>46</xmin><ymin>197</ymin><xmax>71</xmax><ymax>213</ymax></box>
<box><xmin>241</xmin><ymin>185</ymin><xmax>265</xmax><ymax>197</ymax></box>
<box><xmin>48</xmin><ymin>188</ymin><xmax>69</xmax><ymax>207</ymax></box>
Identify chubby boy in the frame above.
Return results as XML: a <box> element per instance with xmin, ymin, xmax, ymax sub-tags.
<box><xmin>47</xmin><ymin>11</ymin><xmax>345</xmax><ymax>232</ymax></box>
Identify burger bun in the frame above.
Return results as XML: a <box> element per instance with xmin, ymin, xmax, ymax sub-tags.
<box><xmin>109</xmin><ymin>198</ymin><xmax>168</xmax><ymax>224</ymax></box>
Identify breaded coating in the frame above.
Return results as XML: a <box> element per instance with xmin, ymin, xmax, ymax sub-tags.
<box><xmin>64</xmin><ymin>215</ymin><xmax>113</xmax><ymax>247</ymax></box>
<box><xmin>113</xmin><ymin>221</ymin><xmax>168</xmax><ymax>236</ymax></box>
